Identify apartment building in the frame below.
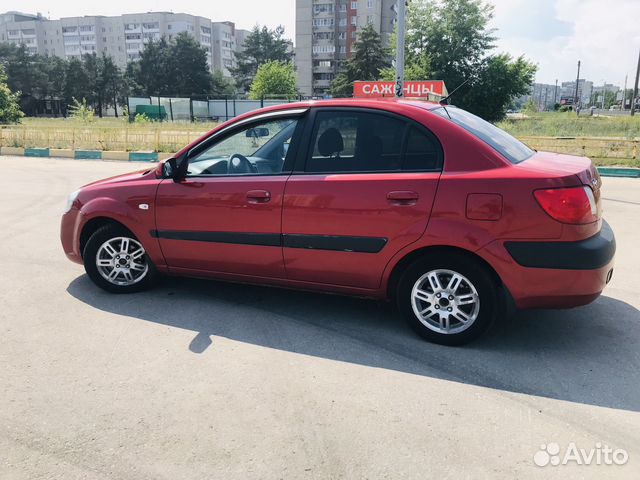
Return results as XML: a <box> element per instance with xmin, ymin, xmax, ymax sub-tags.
<box><xmin>560</xmin><ymin>79</ymin><xmax>594</xmax><ymax>106</ymax></box>
<box><xmin>295</xmin><ymin>0</ymin><xmax>396</xmax><ymax>96</ymax></box>
<box><xmin>0</xmin><ymin>11</ymin><xmax>249</xmax><ymax>78</ymax></box>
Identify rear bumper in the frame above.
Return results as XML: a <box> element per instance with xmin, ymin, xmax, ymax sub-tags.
<box><xmin>504</xmin><ymin>220</ymin><xmax>615</xmax><ymax>270</ymax></box>
<box><xmin>479</xmin><ymin>221</ymin><xmax>616</xmax><ymax>309</ymax></box>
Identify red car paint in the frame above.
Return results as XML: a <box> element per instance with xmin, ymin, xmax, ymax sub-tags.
<box><xmin>61</xmin><ymin>98</ymin><xmax>614</xmax><ymax>308</ymax></box>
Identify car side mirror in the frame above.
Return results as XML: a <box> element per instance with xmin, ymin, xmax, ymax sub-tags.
<box><xmin>168</xmin><ymin>155</ymin><xmax>188</xmax><ymax>182</ymax></box>
<box><xmin>246</xmin><ymin>127</ymin><xmax>270</xmax><ymax>138</ymax></box>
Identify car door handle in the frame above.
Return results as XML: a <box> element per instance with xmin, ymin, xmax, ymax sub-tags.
<box><xmin>246</xmin><ymin>190</ymin><xmax>271</xmax><ymax>203</ymax></box>
<box><xmin>387</xmin><ymin>191</ymin><xmax>419</xmax><ymax>205</ymax></box>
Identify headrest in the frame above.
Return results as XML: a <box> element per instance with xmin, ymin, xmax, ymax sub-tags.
<box><xmin>317</xmin><ymin>128</ymin><xmax>344</xmax><ymax>157</ymax></box>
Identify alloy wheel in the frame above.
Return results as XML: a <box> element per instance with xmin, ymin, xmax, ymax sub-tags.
<box><xmin>410</xmin><ymin>269</ymin><xmax>480</xmax><ymax>335</ymax></box>
<box><xmin>95</xmin><ymin>237</ymin><xmax>148</xmax><ymax>286</ymax></box>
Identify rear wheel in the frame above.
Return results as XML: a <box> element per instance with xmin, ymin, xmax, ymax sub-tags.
<box><xmin>397</xmin><ymin>254</ymin><xmax>498</xmax><ymax>346</ymax></box>
<box><xmin>83</xmin><ymin>224</ymin><xmax>156</xmax><ymax>293</ymax></box>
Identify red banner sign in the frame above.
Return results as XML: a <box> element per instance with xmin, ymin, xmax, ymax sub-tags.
<box><xmin>353</xmin><ymin>80</ymin><xmax>447</xmax><ymax>98</ymax></box>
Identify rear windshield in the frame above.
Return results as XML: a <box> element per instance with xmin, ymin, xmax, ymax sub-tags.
<box><xmin>432</xmin><ymin>107</ymin><xmax>534</xmax><ymax>163</ymax></box>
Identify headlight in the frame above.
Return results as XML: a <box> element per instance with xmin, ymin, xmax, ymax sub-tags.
<box><xmin>64</xmin><ymin>190</ymin><xmax>80</xmax><ymax>213</ymax></box>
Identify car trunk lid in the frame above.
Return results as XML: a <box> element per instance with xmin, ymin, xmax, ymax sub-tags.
<box><xmin>517</xmin><ymin>151</ymin><xmax>602</xmax><ymax>219</ymax></box>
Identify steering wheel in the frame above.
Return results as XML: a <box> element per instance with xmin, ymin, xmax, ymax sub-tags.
<box><xmin>228</xmin><ymin>154</ymin><xmax>256</xmax><ymax>174</ymax></box>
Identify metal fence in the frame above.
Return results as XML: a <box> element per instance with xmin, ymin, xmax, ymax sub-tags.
<box><xmin>1</xmin><ymin>124</ymin><xmax>638</xmax><ymax>158</ymax></box>
<box><xmin>519</xmin><ymin>136</ymin><xmax>640</xmax><ymax>160</ymax></box>
<box><xmin>127</xmin><ymin>96</ymin><xmax>306</xmax><ymax>122</ymax></box>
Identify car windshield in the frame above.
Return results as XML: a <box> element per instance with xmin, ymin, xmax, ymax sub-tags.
<box><xmin>432</xmin><ymin>107</ymin><xmax>534</xmax><ymax>164</ymax></box>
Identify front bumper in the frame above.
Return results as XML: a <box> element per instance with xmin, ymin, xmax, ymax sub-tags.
<box><xmin>61</xmin><ymin>208</ymin><xmax>83</xmax><ymax>264</ymax></box>
<box><xmin>480</xmin><ymin>220</ymin><xmax>616</xmax><ymax>309</ymax></box>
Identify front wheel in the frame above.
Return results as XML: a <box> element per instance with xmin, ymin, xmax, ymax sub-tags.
<box><xmin>83</xmin><ymin>224</ymin><xmax>157</xmax><ymax>293</ymax></box>
<box><xmin>397</xmin><ymin>254</ymin><xmax>498</xmax><ymax>346</ymax></box>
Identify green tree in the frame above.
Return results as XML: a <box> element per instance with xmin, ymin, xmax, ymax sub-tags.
<box><xmin>64</xmin><ymin>58</ymin><xmax>90</xmax><ymax>112</ymax></box>
<box><xmin>167</xmin><ymin>32</ymin><xmax>213</xmax><ymax>95</ymax></box>
<box><xmin>0</xmin><ymin>44</ymin><xmax>49</xmax><ymax>114</ymax></box>
<box><xmin>396</xmin><ymin>0</ymin><xmax>536</xmax><ymax>121</ymax></box>
<box><xmin>462</xmin><ymin>54</ymin><xmax>536</xmax><ymax>121</ymax></box>
<box><xmin>248</xmin><ymin>61</ymin><xmax>297</xmax><ymax>99</ymax></box>
<box><xmin>0</xmin><ymin>64</ymin><xmax>23</xmax><ymax>123</ymax></box>
<box><xmin>211</xmin><ymin>69</ymin><xmax>236</xmax><ymax>96</ymax></box>
<box><xmin>330</xmin><ymin>23</ymin><xmax>390</xmax><ymax>96</ymax></box>
<box><xmin>82</xmin><ymin>53</ymin><xmax>103</xmax><ymax>115</ymax></box>
<box><xmin>126</xmin><ymin>33</ymin><xmax>213</xmax><ymax>96</ymax></box>
<box><xmin>43</xmin><ymin>56</ymin><xmax>67</xmax><ymax>113</ymax></box>
<box><xmin>99</xmin><ymin>55</ymin><xmax>123</xmax><ymax>117</ymax></box>
<box><xmin>231</xmin><ymin>25</ymin><xmax>293</xmax><ymax>92</ymax></box>
<box><xmin>129</xmin><ymin>37</ymin><xmax>171</xmax><ymax>95</ymax></box>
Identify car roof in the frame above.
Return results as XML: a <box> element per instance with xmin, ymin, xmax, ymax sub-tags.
<box><xmin>262</xmin><ymin>97</ymin><xmax>443</xmax><ymax>112</ymax></box>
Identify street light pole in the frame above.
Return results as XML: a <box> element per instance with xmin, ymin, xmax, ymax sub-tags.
<box><xmin>573</xmin><ymin>60</ymin><xmax>581</xmax><ymax>108</ymax></box>
<box><xmin>394</xmin><ymin>0</ymin><xmax>406</xmax><ymax>98</ymax></box>
<box><xmin>632</xmin><ymin>50</ymin><xmax>640</xmax><ymax>116</ymax></box>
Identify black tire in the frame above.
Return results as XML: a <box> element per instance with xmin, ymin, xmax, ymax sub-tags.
<box><xmin>397</xmin><ymin>253</ymin><xmax>498</xmax><ymax>346</ymax></box>
<box><xmin>82</xmin><ymin>224</ymin><xmax>157</xmax><ymax>294</ymax></box>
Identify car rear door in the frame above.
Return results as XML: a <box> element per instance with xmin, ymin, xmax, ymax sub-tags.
<box><xmin>154</xmin><ymin>110</ymin><xmax>306</xmax><ymax>278</ymax></box>
<box><xmin>281</xmin><ymin>107</ymin><xmax>443</xmax><ymax>290</ymax></box>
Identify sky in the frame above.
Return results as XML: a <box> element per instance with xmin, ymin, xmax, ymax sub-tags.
<box><xmin>7</xmin><ymin>0</ymin><xmax>640</xmax><ymax>88</ymax></box>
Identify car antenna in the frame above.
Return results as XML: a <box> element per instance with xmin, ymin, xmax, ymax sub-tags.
<box><xmin>438</xmin><ymin>78</ymin><xmax>471</xmax><ymax>119</ymax></box>
<box><xmin>439</xmin><ymin>78</ymin><xmax>471</xmax><ymax>105</ymax></box>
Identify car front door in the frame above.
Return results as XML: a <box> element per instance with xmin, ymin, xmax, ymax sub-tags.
<box><xmin>155</xmin><ymin>111</ymin><xmax>305</xmax><ymax>278</ymax></box>
<box><xmin>281</xmin><ymin>108</ymin><xmax>443</xmax><ymax>290</ymax></box>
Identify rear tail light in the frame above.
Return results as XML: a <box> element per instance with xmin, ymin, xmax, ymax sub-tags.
<box><xmin>534</xmin><ymin>186</ymin><xmax>598</xmax><ymax>224</ymax></box>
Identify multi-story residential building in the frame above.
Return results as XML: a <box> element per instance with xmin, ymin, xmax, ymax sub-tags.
<box><xmin>0</xmin><ymin>10</ymin><xmax>249</xmax><ymax>78</ymax></box>
<box><xmin>590</xmin><ymin>82</ymin><xmax>620</xmax><ymax>106</ymax></box>
<box><xmin>295</xmin><ymin>0</ymin><xmax>396</xmax><ymax>96</ymax></box>
<box><xmin>528</xmin><ymin>83</ymin><xmax>560</xmax><ymax>111</ymax></box>
<box><xmin>560</xmin><ymin>79</ymin><xmax>594</xmax><ymax>106</ymax></box>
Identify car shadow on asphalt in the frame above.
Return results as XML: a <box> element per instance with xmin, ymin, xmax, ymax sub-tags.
<box><xmin>67</xmin><ymin>274</ymin><xmax>640</xmax><ymax>412</ymax></box>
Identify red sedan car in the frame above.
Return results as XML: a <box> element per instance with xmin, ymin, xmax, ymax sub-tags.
<box><xmin>61</xmin><ymin>99</ymin><xmax>615</xmax><ymax>345</ymax></box>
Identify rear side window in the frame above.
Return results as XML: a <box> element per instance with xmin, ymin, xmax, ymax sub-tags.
<box><xmin>305</xmin><ymin>110</ymin><xmax>442</xmax><ymax>173</ymax></box>
<box><xmin>403</xmin><ymin>126</ymin><xmax>440</xmax><ymax>170</ymax></box>
<box><xmin>432</xmin><ymin>106</ymin><xmax>534</xmax><ymax>163</ymax></box>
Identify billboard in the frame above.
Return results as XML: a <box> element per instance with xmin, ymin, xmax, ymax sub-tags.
<box><xmin>559</xmin><ymin>96</ymin><xmax>574</xmax><ymax>106</ymax></box>
<box><xmin>353</xmin><ymin>81</ymin><xmax>448</xmax><ymax>99</ymax></box>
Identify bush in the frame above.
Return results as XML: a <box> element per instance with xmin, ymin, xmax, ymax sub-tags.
<box><xmin>133</xmin><ymin>113</ymin><xmax>151</xmax><ymax>125</ymax></box>
<box><xmin>0</xmin><ymin>64</ymin><xmax>24</xmax><ymax>124</ymax></box>
<box><xmin>68</xmin><ymin>98</ymin><xmax>95</xmax><ymax>124</ymax></box>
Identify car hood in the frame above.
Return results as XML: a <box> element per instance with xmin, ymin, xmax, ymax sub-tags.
<box><xmin>82</xmin><ymin>167</ymin><xmax>155</xmax><ymax>189</ymax></box>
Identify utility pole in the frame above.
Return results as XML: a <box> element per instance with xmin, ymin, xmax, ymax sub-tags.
<box><xmin>554</xmin><ymin>79</ymin><xmax>558</xmax><ymax>105</ymax></box>
<box><xmin>573</xmin><ymin>60</ymin><xmax>581</xmax><ymax>108</ymax></box>
<box><xmin>543</xmin><ymin>87</ymin><xmax>548</xmax><ymax>111</ymax></box>
<box><xmin>394</xmin><ymin>0</ymin><xmax>406</xmax><ymax>98</ymax></box>
<box><xmin>602</xmin><ymin>81</ymin><xmax>606</xmax><ymax>110</ymax></box>
<box><xmin>632</xmin><ymin>50</ymin><xmax>640</xmax><ymax>116</ymax></box>
<box><xmin>622</xmin><ymin>74</ymin><xmax>627</xmax><ymax>110</ymax></box>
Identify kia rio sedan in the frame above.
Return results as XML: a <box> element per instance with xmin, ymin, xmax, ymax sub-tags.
<box><xmin>61</xmin><ymin>99</ymin><xmax>615</xmax><ymax>345</ymax></box>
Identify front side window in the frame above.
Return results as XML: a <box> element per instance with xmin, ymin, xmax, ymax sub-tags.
<box><xmin>305</xmin><ymin>111</ymin><xmax>442</xmax><ymax>173</ymax></box>
<box><xmin>432</xmin><ymin>106</ymin><xmax>534</xmax><ymax>163</ymax></box>
<box><xmin>187</xmin><ymin>117</ymin><xmax>299</xmax><ymax>176</ymax></box>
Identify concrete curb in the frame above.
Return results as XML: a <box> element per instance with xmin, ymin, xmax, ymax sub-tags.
<box><xmin>0</xmin><ymin>147</ymin><xmax>174</xmax><ymax>162</ymax></box>
<box><xmin>597</xmin><ymin>167</ymin><xmax>640</xmax><ymax>178</ymax></box>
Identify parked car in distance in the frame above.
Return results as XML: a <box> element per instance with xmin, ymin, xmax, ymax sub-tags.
<box><xmin>61</xmin><ymin>99</ymin><xmax>616</xmax><ymax>345</ymax></box>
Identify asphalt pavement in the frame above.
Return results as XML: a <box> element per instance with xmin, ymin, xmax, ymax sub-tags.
<box><xmin>0</xmin><ymin>155</ymin><xmax>638</xmax><ymax>479</ymax></box>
